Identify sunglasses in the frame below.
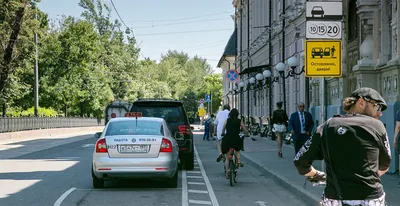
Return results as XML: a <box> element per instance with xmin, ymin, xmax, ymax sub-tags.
<box><xmin>361</xmin><ymin>96</ymin><xmax>383</xmax><ymax>112</ymax></box>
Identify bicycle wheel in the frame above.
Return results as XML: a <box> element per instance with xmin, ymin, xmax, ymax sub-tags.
<box><xmin>229</xmin><ymin>159</ymin><xmax>235</xmax><ymax>186</ymax></box>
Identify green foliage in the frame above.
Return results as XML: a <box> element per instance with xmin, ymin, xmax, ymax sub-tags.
<box><xmin>6</xmin><ymin>106</ymin><xmax>57</xmax><ymax>117</ymax></box>
<box><xmin>0</xmin><ymin>0</ymin><xmax>223</xmax><ymax>119</ymax></box>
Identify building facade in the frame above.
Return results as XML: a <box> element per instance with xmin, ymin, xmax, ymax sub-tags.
<box><xmin>218</xmin><ymin>0</ymin><xmax>400</xmax><ymax>173</ymax></box>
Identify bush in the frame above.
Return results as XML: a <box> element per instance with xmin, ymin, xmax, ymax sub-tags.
<box><xmin>6</xmin><ymin>107</ymin><xmax>58</xmax><ymax>117</ymax></box>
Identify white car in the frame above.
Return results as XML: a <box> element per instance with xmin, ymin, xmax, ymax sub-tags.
<box><xmin>91</xmin><ymin>116</ymin><xmax>179</xmax><ymax>188</ymax></box>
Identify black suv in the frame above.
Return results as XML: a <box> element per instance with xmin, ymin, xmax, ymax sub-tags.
<box><xmin>130</xmin><ymin>98</ymin><xmax>194</xmax><ymax>170</ymax></box>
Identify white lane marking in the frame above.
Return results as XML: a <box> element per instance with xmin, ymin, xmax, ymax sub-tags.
<box><xmin>53</xmin><ymin>157</ymin><xmax>81</xmax><ymax>159</ymax></box>
<box><xmin>188</xmin><ymin>189</ymin><xmax>208</xmax><ymax>194</ymax></box>
<box><xmin>189</xmin><ymin>199</ymin><xmax>212</xmax><ymax>205</ymax></box>
<box><xmin>181</xmin><ymin>170</ymin><xmax>189</xmax><ymax>206</ymax></box>
<box><xmin>194</xmin><ymin>145</ymin><xmax>220</xmax><ymax>206</ymax></box>
<box><xmin>82</xmin><ymin>144</ymin><xmax>94</xmax><ymax>148</ymax></box>
<box><xmin>186</xmin><ymin>171</ymin><xmax>201</xmax><ymax>174</ymax></box>
<box><xmin>182</xmin><ymin>170</ymin><xmax>188</xmax><ymax>206</ymax></box>
<box><xmin>54</xmin><ymin>187</ymin><xmax>76</xmax><ymax>206</ymax></box>
<box><xmin>187</xmin><ymin>176</ymin><xmax>203</xmax><ymax>179</ymax></box>
<box><xmin>188</xmin><ymin>182</ymin><xmax>205</xmax><ymax>185</ymax></box>
<box><xmin>194</xmin><ymin>166</ymin><xmax>200</xmax><ymax>169</ymax></box>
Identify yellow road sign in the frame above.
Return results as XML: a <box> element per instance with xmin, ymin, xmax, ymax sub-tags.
<box><xmin>305</xmin><ymin>40</ymin><xmax>342</xmax><ymax>77</ymax></box>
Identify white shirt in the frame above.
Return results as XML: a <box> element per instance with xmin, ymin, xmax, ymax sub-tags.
<box><xmin>298</xmin><ymin>111</ymin><xmax>306</xmax><ymax>134</ymax></box>
<box><xmin>214</xmin><ymin>109</ymin><xmax>230</xmax><ymax>140</ymax></box>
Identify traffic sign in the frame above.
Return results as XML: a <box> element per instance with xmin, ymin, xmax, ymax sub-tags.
<box><xmin>205</xmin><ymin>95</ymin><xmax>211</xmax><ymax>103</ymax></box>
<box><xmin>306</xmin><ymin>21</ymin><xmax>342</xmax><ymax>39</ymax></box>
<box><xmin>305</xmin><ymin>40</ymin><xmax>342</xmax><ymax>77</ymax></box>
<box><xmin>199</xmin><ymin>99</ymin><xmax>204</xmax><ymax>104</ymax></box>
<box><xmin>306</xmin><ymin>2</ymin><xmax>343</xmax><ymax>20</ymax></box>
<box><xmin>226</xmin><ymin>70</ymin><xmax>239</xmax><ymax>82</ymax></box>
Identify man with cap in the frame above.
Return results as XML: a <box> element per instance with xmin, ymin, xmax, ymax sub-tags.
<box><xmin>293</xmin><ymin>87</ymin><xmax>391</xmax><ymax>205</ymax></box>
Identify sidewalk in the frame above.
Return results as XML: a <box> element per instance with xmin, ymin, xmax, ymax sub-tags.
<box><xmin>240</xmin><ymin>136</ymin><xmax>400</xmax><ymax>206</ymax></box>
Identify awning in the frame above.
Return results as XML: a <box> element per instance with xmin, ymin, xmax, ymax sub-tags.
<box><xmin>239</xmin><ymin>64</ymin><xmax>270</xmax><ymax>75</ymax></box>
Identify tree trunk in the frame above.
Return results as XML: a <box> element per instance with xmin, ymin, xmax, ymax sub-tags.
<box><xmin>0</xmin><ymin>2</ymin><xmax>30</xmax><ymax>94</ymax></box>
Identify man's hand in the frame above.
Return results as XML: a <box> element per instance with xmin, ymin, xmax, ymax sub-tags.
<box><xmin>394</xmin><ymin>140</ymin><xmax>397</xmax><ymax>149</ymax></box>
<box><xmin>306</xmin><ymin>131</ymin><xmax>310</xmax><ymax>136</ymax></box>
<box><xmin>307</xmin><ymin>170</ymin><xmax>326</xmax><ymax>183</ymax></box>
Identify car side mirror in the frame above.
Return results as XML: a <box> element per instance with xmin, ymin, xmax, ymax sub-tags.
<box><xmin>94</xmin><ymin>132</ymin><xmax>102</xmax><ymax>138</ymax></box>
<box><xmin>190</xmin><ymin>126</ymin><xmax>194</xmax><ymax>131</ymax></box>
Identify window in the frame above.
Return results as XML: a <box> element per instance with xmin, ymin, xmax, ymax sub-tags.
<box><xmin>348</xmin><ymin>0</ymin><xmax>359</xmax><ymax>41</ymax></box>
<box><xmin>106</xmin><ymin>120</ymin><xmax>163</xmax><ymax>136</ymax></box>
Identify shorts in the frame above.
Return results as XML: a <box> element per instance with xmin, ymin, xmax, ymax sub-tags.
<box><xmin>273</xmin><ymin>123</ymin><xmax>287</xmax><ymax>133</ymax></box>
<box><xmin>321</xmin><ymin>193</ymin><xmax>386</xmax><ymax>206</ymax></box>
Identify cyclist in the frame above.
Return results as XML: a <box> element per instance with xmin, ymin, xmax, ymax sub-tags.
<box><xmin>220</xmin><ymin>108</ymin><xmax>249</xmax><ymax>179</ymax></box>
<box><xmin>293</xmin><ymin>87</ymin><xmax>391</xmax><ymax>206</ymax></box>
<box><xmin>213</xmin><ymin>104</ymin><xmax>230</xmax><ymax>162</ymax></box>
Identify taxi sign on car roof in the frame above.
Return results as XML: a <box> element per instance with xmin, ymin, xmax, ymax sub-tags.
<box><xmin>124</xmin><ymin>112</ymin><xmax>142</xmax><ymax>117</ymax></box>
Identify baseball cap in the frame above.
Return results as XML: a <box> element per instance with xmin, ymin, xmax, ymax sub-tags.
<box><xmin>350</xmin><ymin>87</ymin><xmax>387</xmax><ymax>111</ymax></box>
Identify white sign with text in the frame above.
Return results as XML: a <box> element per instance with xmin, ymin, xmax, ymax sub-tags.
<box><xmin>306</xmin><ymin>21</ymin><xmax>342</xmax><ymax>39</ymax></box>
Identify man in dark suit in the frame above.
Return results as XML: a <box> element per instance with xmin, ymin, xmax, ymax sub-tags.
<box><xmin>288</xmin><ymin>102</ymin><xmax>314</xmax><ymax>154</ymax></box>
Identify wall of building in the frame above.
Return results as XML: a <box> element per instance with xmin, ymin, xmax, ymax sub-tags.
<box><xmin>227</xmin><ymin>0</ymin><xmax>400</xmax><ymax>173</ymax></box>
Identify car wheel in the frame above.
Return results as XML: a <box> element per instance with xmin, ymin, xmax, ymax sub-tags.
<box><xmin>93</xmin><ymin>176</ymin><xmax>104</xmax><ymax>188</ymax></box>
<box><xmin>92</xmin><ymin>167</ymin><xmax>104</xmax><ymax>188</ymax></box>
<box><xmin>166</xmin><ymin>170</ymin><xmax>178</xmax><ymax>188</ymax></box>
<box><xmin>184</xmin><ymin>152</ymin><xmax>194</xmax><ymax>170</ymax></box>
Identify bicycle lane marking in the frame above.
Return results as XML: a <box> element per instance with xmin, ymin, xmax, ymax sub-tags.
<box><xmin>193</xmin><ymin>144</ymin><xmax>219</xmax><ymax>206</ymax></box>
<box><xmin>182</xmin><ymin>170</ymin><xmax>189</xmax><ymax>206</ymax></box>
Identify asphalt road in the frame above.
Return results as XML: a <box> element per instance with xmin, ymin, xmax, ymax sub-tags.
<box><xmin>0</xmin><ymin>132</ymin><xmax>308</xmax><ymax>206</ymax></box>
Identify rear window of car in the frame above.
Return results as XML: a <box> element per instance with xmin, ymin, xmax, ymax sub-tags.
<box><xmin>105</xmin><ymin>120</ymin><xmax>163</xmax><ymax>136</ymax></box>
<box><xmin>131</xmin><ymin>104</ymin><xmax>187</xmax><ymax>124</ymax></box>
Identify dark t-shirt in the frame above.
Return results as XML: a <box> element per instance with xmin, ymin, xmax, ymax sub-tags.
<box><xmin>293</xmin><ymin>114</ymin><xmax>391</xmax><ymax>200</ymax></box>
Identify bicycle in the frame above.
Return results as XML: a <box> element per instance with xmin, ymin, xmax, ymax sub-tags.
<box><xmin>225</xmin><ymin>133</ymin><xmax>247</xmax><ymax>186</ymax></box>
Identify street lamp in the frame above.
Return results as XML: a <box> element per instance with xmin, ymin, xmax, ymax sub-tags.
<box><xmin>274</xmin><ymin>56</ymin><xmax>305</xmax><ymax>111</ymax></box>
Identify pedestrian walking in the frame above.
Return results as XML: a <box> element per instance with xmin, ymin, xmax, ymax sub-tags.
<box><xmin>271</xmin><ymin>102</ymin><xmax>288</xmax><ymax>158</ymax></box>
<box><xmin>288</xmin><ymin>102</ymin><xmax>314</xmax><ymax>154</ymax></box>
<box><xmin>203</xmin><ymin>113</ymin><xmax>212</xmax><ymax>140</ymax></box>
<box><xmin>294</xmin><ymin>87</ymin><xmax>391</xmax><ymax>206</ymax></box>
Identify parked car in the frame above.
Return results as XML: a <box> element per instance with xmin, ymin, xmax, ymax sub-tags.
<box><xmin>91</xmin><ymin>116</ymin><xmax>179</xmax><ymax>188</ymax></box>
<box><xmin>130</xmin><ymin>98</ymin><xmax>195</xmax><ymax>170</ymax></box>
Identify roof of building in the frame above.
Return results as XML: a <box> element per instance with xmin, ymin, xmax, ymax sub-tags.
<box><xmin>217</xmin><ymin>29</ymin><xmax>237</xmax><ymax>67</ymax></box>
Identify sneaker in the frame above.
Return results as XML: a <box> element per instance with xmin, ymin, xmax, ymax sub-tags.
<box><xmin>397</xmin><ymin>181</ymin><xmax>400</xmax><ymax>188</ymax></box>
<box><xmin>278</xmin><ymin>152</ymin><xmax>283</xmax><ymax>158</ymax></box>
<box><xmin>216</xmin><ymin>154</ymin><xmax>223</xmax><ymax>162</ymax></box>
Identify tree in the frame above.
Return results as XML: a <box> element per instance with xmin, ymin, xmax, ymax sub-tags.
<box><xmin>0</xmin><ymin>0</ymin><xmax>42</xmax><ymax>114</ymax></box>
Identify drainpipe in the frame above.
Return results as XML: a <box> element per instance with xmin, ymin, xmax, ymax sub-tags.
<box><xmin>268</xmin><ymin>0</ymin><xmax>272</xmax><ymax>121</ymax></box>
<box><xmin>281</xmin><ymin>0</ymin><xmax>286</xmax><ymax>111</ymax></box>
<box><xmin>240</xmin><ymin>0</ymin><xmax>243</xmax><ymax>116</ymax></box>
<box><xmin>247</xmin><ymin>0</ymin><xmax>251</xmax><ymax>117</ymax></box>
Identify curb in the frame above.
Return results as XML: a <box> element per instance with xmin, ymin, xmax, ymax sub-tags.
<box><xmin>240</xmin><ymin>153</ymin><xmax>322</xmax><ymax>206</ymax></box>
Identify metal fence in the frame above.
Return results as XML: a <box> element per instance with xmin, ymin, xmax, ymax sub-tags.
<box><xmin>0</xmin><ymin>117</ymin><xmax>103</xmax><ymax>133</ymax></box>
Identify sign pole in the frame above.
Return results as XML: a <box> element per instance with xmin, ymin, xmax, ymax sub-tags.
<box><xmin>320</xmin><ymin>77</ymin><xmax>325</xmax><ymax>172</ymax></box>
<box><xmin>210</xmin><ymin>90</ymin><xmax>212</xmax><ymax>114</ymax></box>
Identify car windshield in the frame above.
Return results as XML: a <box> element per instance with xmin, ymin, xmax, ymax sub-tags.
<box><xmin>105</xmin><ymin>120</ymin><xmax>163</xmax><ymax>136</ymax></box>
<box><xmin>131</xmin><ymin>105</ymin><xmax>186</xmax><ymax>124</ymax></box>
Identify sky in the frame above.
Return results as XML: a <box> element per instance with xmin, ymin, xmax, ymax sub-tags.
<box><xmin>38</xmin><ymin>0</ymin><xmax>236</xmax><ymax>73</ymax></box>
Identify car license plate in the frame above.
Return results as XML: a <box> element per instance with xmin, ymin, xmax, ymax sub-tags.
<box><xmin>118</xmin><ymin>144</ymin><xmax>149</xmax><ymax>153</ymax></box>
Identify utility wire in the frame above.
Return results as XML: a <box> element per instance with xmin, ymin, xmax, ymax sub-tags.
<box><xmin>124</xmin><ymin>11</ymin><xmax>233</xmax><ymax>23</ymax></box>
<box><xmin>131</xmin><ymin>17</ymin><xmax>230</xmax><ymax>29</ymax></box>
<box><xmin>110</xmin><ymin>0</ymin><xmax>131</xmax><ymax>32</ymax></box>
<box><xmin>136</xmin><ymin>28</ymin><xmax>233</xmax><ymax>36</ymax></box>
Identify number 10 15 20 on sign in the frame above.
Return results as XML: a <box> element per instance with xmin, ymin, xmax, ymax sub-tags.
<box><xmin>306</xmin><ymin>21</ymin><xmax>342</xmax><ymax>39</ymax></box>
